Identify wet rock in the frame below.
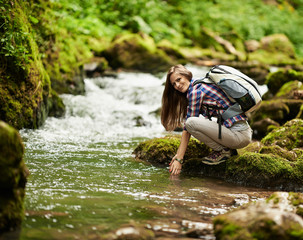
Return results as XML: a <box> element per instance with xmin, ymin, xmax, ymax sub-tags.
<box><xmin>226</xmin><ymin>119</ymin><xmax>303</xmax><ymax>190</ymax></box>
<box><xmin>249</xmin><ymin>99</ymin><xmax>303</xmax><ymax>137</ymax></box>
<box><xmin>244</xmin><ymin>40</ymin><xmax>260</xmax><ymax>52</ymax></box>
<box><xmin>0</xmin><ymin>1</ymin><xmax>51</xmax><ymax>129</ymax></box>
<box><xmin>260</xmin><ymin>34</ymin><xmax>296</xmax><ymax>58</ymax></box>
<box><xmin>84</xmin><ymin>57</ymin><xmax>109</xmax><ymax>78</ymax></box>
<box><xmin>213</xmin><ymin>192</ymin><xmax>303</xmax><ymax>240</ymax></box>
<box><xmin>0</xmin><ymin>121</ymin><xmax>29</xmax><ymax>234</ymax></box>
<box><xmin>261</xmin><ymin>118</ymin><xmax>303</xmax><ymax>150</ymax></box>
<box><xmin>102</xmin><ymin>33</ymin><xmax>174</xmax><ymax>74</ymax></box>
<box><xmin>133</xmin><ymin>116</ymin><xmax>151</xmax><ymax>127</ymax></box>
<box><xmin>47</xmin><ymin>89</ymin><xmax>66</xmax><ymax>118</ymax></box>
<box><xmin>133</xmin><ymin>135</ymin><xmax>211</xmax><ymax>166</ymax></box>
<box><xmin>157</xmin><ymin>40</ymin><xmax>187</xmax><ymax>64</ymax></box>
<box><xmin>275</xmin><ymin>80</ymin><xmax>303</xmax><ymax>99</ymax></box>
<box><xmin>265</xmin><ymin>68</ymin><xmax>303</xmax><ymax>95</ymax></box>
<box><xmin>103</xmin><ymin>223</ymin><xmax>155</xmax><ymax>240</ymax></box>
<box><xmin>250</xmin><ymin>117</ymin><xmax>279</xmax><ymax>140</ymax></box>
<box><xmin>134</xmin><ymin>119</ymin><xmax>303</xmax><ymax>191</ymax></box>
<box><xmin>247</xmin><ymin>34</ymin><xmax>299</xmax><ymax>65</ymax></box>
<box><xmin>249</xmin><ymin>68</ymin><xmax>303</xmax><ymax>139</ymax></box>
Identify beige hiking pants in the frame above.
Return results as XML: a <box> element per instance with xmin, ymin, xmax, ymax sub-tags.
<box><xmin>185</xmin><ymin>116</ymin><xmax>252</xmax><ymax>151</ymax></box>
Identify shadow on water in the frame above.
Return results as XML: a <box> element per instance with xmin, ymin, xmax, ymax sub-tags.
<box><xmin>16</xmin><ymin>66</ymin><xmax>274</xmax><ymax>239</ymax></box>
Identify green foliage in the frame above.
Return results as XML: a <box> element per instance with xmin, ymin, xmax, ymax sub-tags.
<box><xmin>46</xmin><ymin>0</ymin><xmax>303</xmax><ymax>56</ymax></box>
<box><xmin>0</xmin><ymin>1</ymin><xmax>32</xmax><ymax>70</ymax></box>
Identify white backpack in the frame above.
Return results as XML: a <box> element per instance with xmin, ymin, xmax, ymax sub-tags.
<box><xmin>194</xmin><ymin>65</ymin><xmax>262</xmax><ymax>120</ymax></box>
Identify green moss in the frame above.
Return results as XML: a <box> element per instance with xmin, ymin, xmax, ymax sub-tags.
<box><xmin>0</xmin><ymin>121</ymin><xmax>24</xmax><ymax>167</ymax></box>
<box><xmin>213</xmin><ymin>216</ymin><xmax>251</xmax><ymax>240</ymax></box>
<box><xmin>261</xmin><ymin>119</ymin><xmax>303</xmax><ymax>150</ymax></box>
<box><xmin>249</xmin><ymin>99</ymin><xmax>289</xmax><ymax>123</ymax></box>
<box><xmin>227</xmin><ymin>152</ymin><xmax>293</xmax><ymax>180</ymax></box>
<box><xmin>0</xmin><ymin>0</ymin><xmax>51</xmax><ymax>129</ymax></box>
<box><xmin>289</xmin><ymin>228</ymin><xmax>303</xmax><ymax>239</ymax></box>
<box><xmin>260</xmin><ymin>145</ymin><xmax>297</xmax><ymax>161</ymax></box>
<box><xmin>133</xmin><ymin>135</ymin><xmax>210</xmax><ymax>166</ymax></box>
<box><xmin>276</xmin><ymin>80</ymin><xmax>303</xmax><ymax>98</ymax></box>
<box><xmin>266</xmin><ymin>69</ymin><xmax>303</xmax><ymax>95</ymax></box>
<box><xmin>266</xmin><ymin>193</ymin><xmax>280</xmax><ymax>204</ymax></box>
<box><xmin>250</xmin><ymin>218</ymin><xmax>281</xmax><ymax>240</ymax></box>
<box><xmin>0</xmin><ymin>121</ymin><xmax>28</xmax><ymax>233</ymax></box>
<box><xmin>47</xmin><ymin>89</ymin><xmax>66</xmax><ymax>117</ymax></box>
<box><xmin>103</xmin><ymin>33</ymin><xmax>173</xmax><ymax>73</ymax></box>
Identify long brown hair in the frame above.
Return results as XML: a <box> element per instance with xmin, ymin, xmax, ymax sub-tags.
<box><xmin>161</xmin><ymin>64</ymin><xmax>192</xmax><ymax>131</ymax></box>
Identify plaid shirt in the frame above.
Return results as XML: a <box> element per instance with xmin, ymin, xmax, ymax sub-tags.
<box><xmin>184</xmin><ymin>79</ymin><xmax>248</xmax><ymax>130</ymax></box>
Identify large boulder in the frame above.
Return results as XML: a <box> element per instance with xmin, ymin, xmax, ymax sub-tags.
<box><xmin>102</xmin><ymin>33</ymin><xmax>174</xmax><ymax>74</ymax></box>
<box><xmin>0</xmin><ymin>121</ymin><xmax>28</xmax><ymax>235</ymax></box>
<box><xmin>133</xmin><ymin>119</ymin><xmax>303</xmax><ymax>191</ymax></box>
<box><xmin>265</xmin><ymin>69</ymin><xmax>303</xmax><ymax>96</ymax></box>
<box><xmin>260</xmin><ymin>34</ymin><xmax>296</xmax><ymax>58</ymax></box>
<box><xmin>0</xmin><ymin>0</ymin><xmax>65</xmax><ymax>129</ymax></box>
<box><xmin>248</xmin><ymin>34</ymin><xmax>299</xmax><ymax>65</ymax></box>
<box><xmin>249</xmin><ymin>68</ymin><xmax>303</xmax><ymax>139</ymax></box>
<box><xmin>213</xmin><ymin>192</ymin><xmax>303</xmax><ymax>240</ymax></box>
<box><xmin>133</xmin><ymin>134</ymin><xmax>210</xmax><ymax>167</ymax></box>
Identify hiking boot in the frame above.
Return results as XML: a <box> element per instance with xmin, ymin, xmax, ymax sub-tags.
<box><xmin>202</xmin><ymin>148</ymin><xmax>232</xmax><ymax>165</ymax></box>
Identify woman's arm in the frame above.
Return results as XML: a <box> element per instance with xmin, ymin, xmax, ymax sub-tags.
<box><xmin>170</xmin><ymin>130</ymin><xmax>191</xmax><ymax>175</ymax></box>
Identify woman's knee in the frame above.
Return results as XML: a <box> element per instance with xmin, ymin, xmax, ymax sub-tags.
<box><xmin>185</xmin><ymin>117</ymin><xmax>198</xmax><ymax>133</ymax></box>
<box><xmin>236</xmin><ymin>131</ymin><xmax>252</xmax><ymax>148</ymax></box>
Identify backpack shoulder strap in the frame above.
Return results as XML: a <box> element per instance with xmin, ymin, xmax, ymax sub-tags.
<box><xmin>193</xmin><ymin>77</ymin><xmax>213</xmax><ymax>86</ymax></box>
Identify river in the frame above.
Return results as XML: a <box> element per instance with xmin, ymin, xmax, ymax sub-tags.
<box><xmin>19</xmin><ymin>65</ymin><xmax>272</xmax><ymax>239</ymax></box>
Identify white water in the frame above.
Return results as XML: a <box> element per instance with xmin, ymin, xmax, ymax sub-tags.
<box><xmin>21</xmin><ymin>65</ymin><xmax>209</xmax><ymax>146</ymax></box>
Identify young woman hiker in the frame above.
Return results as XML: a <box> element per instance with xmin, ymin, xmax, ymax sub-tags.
<box><xmin>161</xmin><ymin>64</ymin><xmax>252</xmax><ymax>176</ymax></box>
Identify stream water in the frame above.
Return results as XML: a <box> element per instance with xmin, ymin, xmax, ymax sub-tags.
<box><xmin>19</xmin><ymin>65</ymin><xmax>273</xmax><ymax>239</ymax></box>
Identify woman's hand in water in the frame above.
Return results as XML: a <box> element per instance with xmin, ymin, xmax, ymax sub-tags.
<box><xmin>169</xmin><ymin>158</ymin><xmax>182</xmax><ymax>175</ymax></box>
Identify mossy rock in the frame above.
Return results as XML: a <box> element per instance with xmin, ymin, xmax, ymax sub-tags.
<box><xmin>47</xmin><ymin>89</ymin><xmax>66</xmax><ymax>118</ymax></box>
<box><xmin>260</xmin><ymin>34</ymin><xmax>296</xmax><ymax>58</ymax></box>
<box><xmin>133</xmin><ymin>134</ymin><xmax>210</xmax><ymax>166</ymax></box>
<box><xmin>102</xmin><ymin>33</ymin><xmax>174</xmax><ymax>74</ymax></box>
<box><xmin>0</xmin><ymin>0</ymin><xmax>51</xmax><ymax>129</ymax></box>
<box><xmin>29</xmin><ymin>1</ymin><xmax>91</xmax><ymax>95</ymax></box>
<box><xmin>0</xmin><ymin>121</ymin><xmax>28</xmax><ymax>233</ymax></box>
<box><xmin>249</xmin><ymin>99</ymin><xmax>303</xmax><ymax>127</ymax></box>
<box><xmin>157</xmin><ymin>39</ymin><xmax>187</xmax><ymax>64</ymax></box>
<box><xmin>214</xmin><ymin>192</ymin><xmax>303</xmax><ymax>240</ymax></box>
<box><xmin>266</xmin><ymin>69</ymin><xmax>303</xmax><ymax>95</ymax></box>
<box><xmin>248</xmin><ymin>34</ymin><xmax>298</xmax><ymax>66</ymax></box>
<box><xmin>225</xmin><ymin>152</ymin><xmax>299</xmax><ymax>189</ymax></box>
<box><xmin>226</xmin><ymin>119</ymin><xmax>303</xmax><ymax>189</ymax></box>
<box><xmin>134</xmin><ymin>120</ymin><xmax>303</xmax><ymax>190</ymax></box>
<box><xmin>275</xmin><ymin>80</ymin><xmax>303</xmax><ymax>99</ymax></box>
<box><xmin>250</xmin><ymin>118</ymin><xmax>280</xmax><ymax>140</ymax></box>
<box><xmin>261</xmin><ymin>119</ymin><xmax>303</xmax><ymax>150</ymax></box>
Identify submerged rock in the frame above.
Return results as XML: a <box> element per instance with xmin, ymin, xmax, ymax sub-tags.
<box><xmin>133</xmin><ymin>119</ymin><xmax>303</xmax><ymax>191</ymax></box>
<box><xmin>213</xmin><ymin>192</ymin><xmax>303</xmax><ymax>240</ymax></box>
<box><xmin>0</xmin><ymin>121</ymin><xmax>29</xmax><ymax>235</ymax></box>
<box><xmin>102</xmin><ymin>223</ymin><xmax>155</xmax><ymax>240</ymax></box>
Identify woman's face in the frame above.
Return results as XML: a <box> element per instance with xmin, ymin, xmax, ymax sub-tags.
<box><xmin>170</xmin><ymin>72</ymin><xmax>190</xmax><ymax>93</ymax></box>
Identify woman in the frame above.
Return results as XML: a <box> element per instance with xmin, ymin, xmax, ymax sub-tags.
<box><xmin>161</xmin><ymin>64</ymin><xmax>252</xmax><ymax>175</ymax></box>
